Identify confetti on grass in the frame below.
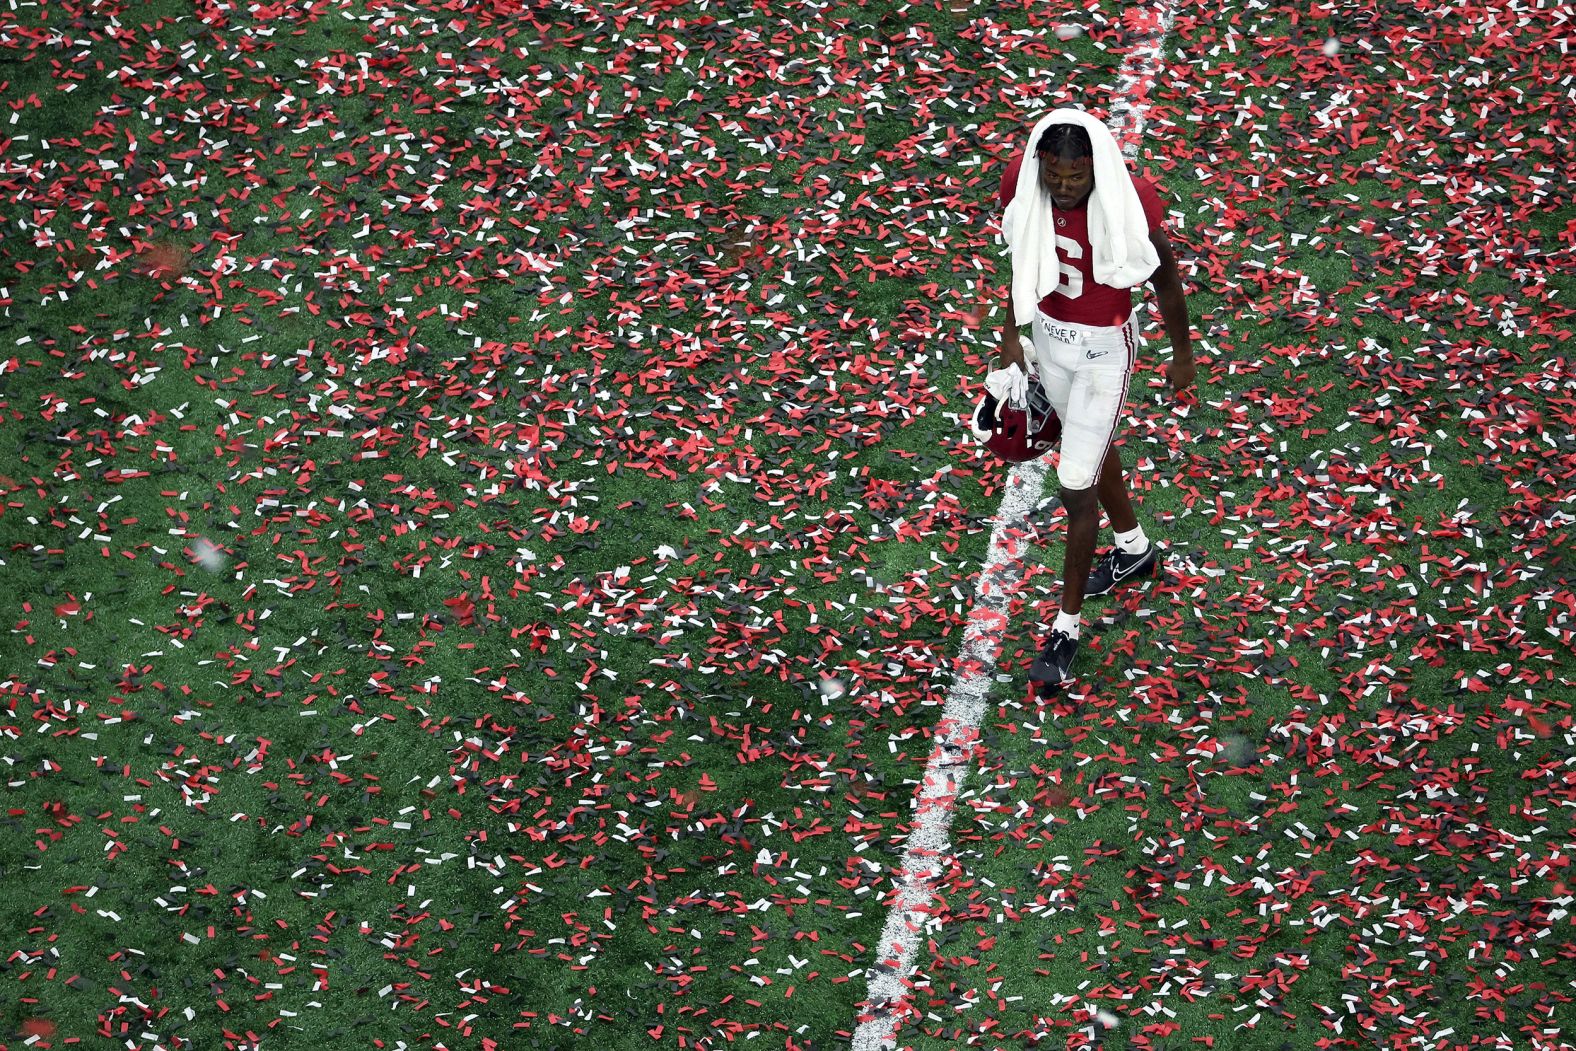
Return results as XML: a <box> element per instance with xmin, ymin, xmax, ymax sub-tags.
<box><xmin>0</xmin><ymin>0</ymin><xmax>1572</xmax><ymax>1047</ymax></box>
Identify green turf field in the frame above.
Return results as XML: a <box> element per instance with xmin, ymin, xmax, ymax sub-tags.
<box><xmin>1</xmin><ymin>0</ymin><xmax>1572</xmax><ymax>1048</ymax></box>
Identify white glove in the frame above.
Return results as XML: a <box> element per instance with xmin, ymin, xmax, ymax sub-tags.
<box><xmin>984</xmin><ymin>364</ymin><xmax>1029</xmax><ymax>405</ymax></box>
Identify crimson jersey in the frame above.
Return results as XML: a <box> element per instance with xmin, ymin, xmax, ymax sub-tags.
<box><xmin>999</xmin><ymin>152</ymin><xmax>1166</xmax><ymax>326</ymax></box>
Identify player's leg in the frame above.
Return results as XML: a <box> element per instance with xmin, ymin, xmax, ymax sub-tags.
<box><xmin>1029</xmin><ymin>328</ymin><xmax>1128</xmax><ymax>691</ymax></box>
<box><xmin>1026</xmin><ymin>315</ymin><xmax>1080</xmax><ymax>691</ymax></box>
<box><xmin>1087</xmin><ymin>445</ymin><xmax>1160</xmax><ymax>595</ymax></box>
<box><xmin>1095</xmin><ymin>315</ymin><xmax>1142</xmax><ymax>536</ymax></box>
<box><xmin>1095</xmin><ymin>446</ymin><xmax>1137</xmax><ymax>535</ymax></box>
<box><xmin>1086</xmin><ymin>317</ymin><xmax>1160</xmax><ymax>597</ymax></box>
<box><xmin>1054</xmin><ymin>349</ymin><xmax>1130</xmax><ymax>582</ymax></box>
<box><xmin>1059</xmin><ymin>483</ymin><xmax>1099</xmax><ymax>616</ymax></box>
<box><xmin>1028</xmin><ymin>482</ymin><xmax>1100</xmax><ymax>692</ymax></box>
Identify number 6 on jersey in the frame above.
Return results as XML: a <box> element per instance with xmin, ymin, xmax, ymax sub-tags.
<box><xmin>1055</xmin><ymin>234</ymin><xmax>1084</xmax><ymax>299</ymax></box>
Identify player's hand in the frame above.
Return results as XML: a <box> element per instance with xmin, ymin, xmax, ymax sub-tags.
<box><xmin>1165</xmin><ymin>357</ymin><xmax>1196</xmax><ymax>397</ymax></box>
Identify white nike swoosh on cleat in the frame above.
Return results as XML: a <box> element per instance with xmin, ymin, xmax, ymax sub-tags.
<box><xmin>1110</xmin><ymin>554</ymin><xmax>1153</xmax><ymax>581</ymax></box>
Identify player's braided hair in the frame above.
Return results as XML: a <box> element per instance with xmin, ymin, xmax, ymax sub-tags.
<box><xmin>1036</xmin><ymin>123</ymin><xmax>1093</xmax><ymax>160</ymax></box>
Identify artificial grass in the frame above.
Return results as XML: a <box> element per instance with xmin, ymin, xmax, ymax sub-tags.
<box><xmin>2</xmin><ymin>0</ymin><xmax>1573</xmax><ymax>1048</ymax></box>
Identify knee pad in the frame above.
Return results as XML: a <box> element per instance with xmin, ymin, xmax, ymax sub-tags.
<box><xmin>1058</xmin><ymin>463</ymin><xmax>1098</xmax><ymax>493</ymax></box>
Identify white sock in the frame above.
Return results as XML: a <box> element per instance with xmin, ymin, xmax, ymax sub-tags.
<box><xmin>1053</xmin><ymin>609</ymin><xmax>1082</xmax><ymax>640</ymax></box>
<box><xmin>1114</xmin><ymin>524</ymin><xmax>1149</xmax><ymax>555</ymax></box>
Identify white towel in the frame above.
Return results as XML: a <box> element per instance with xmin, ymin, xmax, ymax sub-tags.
<box><xmin>1002</xmin><ymin>108</ymin><xmax>1160</xmax><ymax>328</ymax></box>
<box><xmin>984</xmin><ymin>363</ymin><xmax>1028</xmax><ymax>405</ymax></box>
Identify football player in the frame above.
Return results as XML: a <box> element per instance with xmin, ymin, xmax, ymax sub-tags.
<box><xmin>995</xmin><ymin>109</ymin><xmax>1196</xmax><ymax>693</ymax></box>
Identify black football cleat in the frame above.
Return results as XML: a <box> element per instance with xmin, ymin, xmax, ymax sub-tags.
<box><xmin>1085</xmin><ymin>544</ymin><xmax>1160</xmax><ymax>598</ymax></box>
<box><xmin>1028</xmin><ymin>629</ymin><xmax>1079</xmax><ymax>695</ymax></box>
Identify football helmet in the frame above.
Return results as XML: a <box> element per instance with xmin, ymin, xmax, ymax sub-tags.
<box><xmin>970</xmin><ymin>375</ymin><xmax>1061</xmax><ymax>463</ymax></box>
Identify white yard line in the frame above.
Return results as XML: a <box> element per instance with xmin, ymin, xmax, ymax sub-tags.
<box><xmin>850</xmin><ymin>4</ymin><xmax>1178</xmax><ymax>1046</ymax></box>
<box><xmin>851</xmin><ymin>459</ymin><xmax>1046</xmax><ymax>1049</ymax></box>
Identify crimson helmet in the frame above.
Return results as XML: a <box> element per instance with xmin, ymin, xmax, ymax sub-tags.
<box><xmin>970</xmin><ymin>376</ymin><xmax>1061</xmax><ymax>463</ymax></box>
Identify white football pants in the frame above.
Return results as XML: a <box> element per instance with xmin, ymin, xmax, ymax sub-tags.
<box><xmin>1028</xmin><ymin>310</ymin><xmax>1141</xmax><ymax>491</ymax></box>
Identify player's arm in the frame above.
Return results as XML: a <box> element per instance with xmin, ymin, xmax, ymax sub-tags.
<box><xmin>1148</xmin><ymin>227</ymin><xmax>1196</xmax><ymax>395</ymax></box>
<box><xmin>995</xmin><ymin>157</ymin><xmax>1030</xmax><ymax>375</ymax></box>
<box><xmin>997</xmin><ymin>283</ymin><xmax>1028</xmax><ymax>374</ymax></box>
